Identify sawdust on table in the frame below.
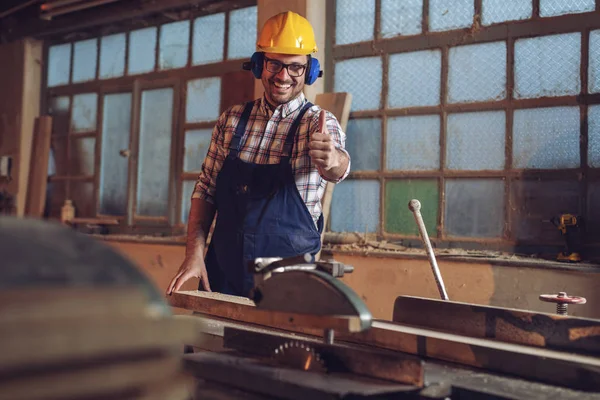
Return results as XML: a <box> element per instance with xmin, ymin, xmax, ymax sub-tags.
<box><xmin>323</xmin><ymin>240</ymin><xmax>544</xmax><ymax>263</ymax></box>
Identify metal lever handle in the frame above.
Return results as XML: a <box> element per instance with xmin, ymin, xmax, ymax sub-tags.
<box><xmin>409</xmin><ymin>199</ymin><xmax>449</xmax><ymax>301</ymax></box>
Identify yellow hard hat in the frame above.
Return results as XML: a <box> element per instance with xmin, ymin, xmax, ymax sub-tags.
<box><xmin>257</xmin><ymin>11</ymin><xmax>318</xmax><ymax>55</ymax></box>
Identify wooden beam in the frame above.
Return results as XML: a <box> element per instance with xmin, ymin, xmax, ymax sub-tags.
<box><xmin>393</xmin><ymin>295</ymin><xmax>600</xmax><ymax>355</ymax></box>
<box><xmin>8</xmin><ymin>0</ymin><xmax>256</xmax><ymax>41</ymax></box>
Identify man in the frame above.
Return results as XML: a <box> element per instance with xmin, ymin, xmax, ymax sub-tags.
<box><xmin>166</xmin><ymin>11</ymin><xmax>350</xmax><ymax>297</ymax></box>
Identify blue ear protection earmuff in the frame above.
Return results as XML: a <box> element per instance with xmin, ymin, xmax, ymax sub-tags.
<box><xmin>242</xmin><ymin>52</ymin><xmax>323</xmax><ymax>85</ymax></box>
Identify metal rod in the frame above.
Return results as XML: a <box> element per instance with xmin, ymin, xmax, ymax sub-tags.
<box><xmin>408</xmin><ymin>199</ymin><xmax>449</xmax><ymax>300</ymax></box>
<box><xmin>0</xmin><ymin>0</ymin><xmax>42</xmax><ymax>19</ymax></box>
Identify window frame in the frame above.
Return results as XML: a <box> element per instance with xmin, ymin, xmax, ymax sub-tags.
<box><xmin>326</xmin><ymin>0</ymin><xmax>600</xmax><ymax>251</ymax></box>
<box><xmin>42</xmin><ymin>4</ymin><xmax>258</xmax><ymax>235</ymax></box>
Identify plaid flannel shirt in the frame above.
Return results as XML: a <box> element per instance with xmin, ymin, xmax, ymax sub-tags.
<box><xmin>192</xmin><ymin>92</ymin><xmax>351</xmax><ymax>224</ymax></box>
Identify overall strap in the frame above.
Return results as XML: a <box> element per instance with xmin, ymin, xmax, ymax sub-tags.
<box><xmin>281</xmin><ymin>101</ymin><xmax>313</xmax><ymax>163</ymax></box>
<box><xmin>228</xmin><ymin>101</ymin><xmax>255</xmax><ymax>158</ymax></box>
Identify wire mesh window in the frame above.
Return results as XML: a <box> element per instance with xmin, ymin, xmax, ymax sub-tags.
<box><xmin>329</xmin><ymin>0</ymin><xmax>600</xmax><ymax>251</ymax></box>
<box><xmin>44</xmin><ymin>4</ymin><xmax>257</xmax><ymax>231</ymax></box>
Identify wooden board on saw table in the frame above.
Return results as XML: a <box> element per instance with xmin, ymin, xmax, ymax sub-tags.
<box><xmin>393</xmin><ymin>295</ymin><xmax>600</xmax><ymax>355</ymax></box>
<box><xmin>169</xmin><ymin>290</ymin><xmax>364</xmax><ymax>333</ymax></box>
<box><xmin>171</xmin><ymin>290</ymin><xmax>600</xmax><ymax>392</ymax></box>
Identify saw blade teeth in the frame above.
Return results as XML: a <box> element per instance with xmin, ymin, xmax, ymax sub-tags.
<box><xmin>272</xmin><ymin>340</ymin><xmax>327</xmax><ymax>373</ymax></box>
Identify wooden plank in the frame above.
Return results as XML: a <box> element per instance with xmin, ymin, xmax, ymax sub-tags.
<box><xmin>25</xmin><ymin>115</ymin><xmax>52</xmax><ymax>217</ymax></box>
<box><xmin>169</xmin><ymin>290</ymin><xmax>364</xmax><ymax>333</ymax></box>
<box><xmin>0</xmin><ymin>287</ymin><xmax>149</xmax><ymax>323</ymax></box>
<box><xmin>223</xmin><ymin>327</ymin><xmax>424</xmax><ymax>386</ymax></box>
<box><xmin>0</xmin><ymin>356</ymin><xmax>181</xmax><ymax>400</ymax></box>
<box><xmin>313</xmin><ymin>93</ymin><xmax>352</xmax><ymax>261</ymax></box>
<box><xmin>393</xmin><ymin>295</ymin><xmax>600</xmax><ymax>355</ymax></box>
<box><xmin>0</xmin><ymin>315</ymin><xmax>198</xmax><ymax>371</ymax></box>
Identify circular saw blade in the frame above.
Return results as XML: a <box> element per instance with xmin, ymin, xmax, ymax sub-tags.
<box><xmin>272</xmin><ymin>341</ymin><xmax>327</xmax><ymax>373</ymax></box>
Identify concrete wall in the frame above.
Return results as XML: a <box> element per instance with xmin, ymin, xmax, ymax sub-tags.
<box><xmin>104</xmin><ymin>240</ymin><xmax>600</xmax><ymax>320</ymax></box>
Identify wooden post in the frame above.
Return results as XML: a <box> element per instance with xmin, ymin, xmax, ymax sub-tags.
<box><xmin>24</xmin><ymin>116</ymin><xmax>52</xmax><ymax>217</ymax></box>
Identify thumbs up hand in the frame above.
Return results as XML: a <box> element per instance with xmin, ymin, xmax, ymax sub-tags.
<box><xmin>309</xmin><ymin>110</ymin><xmax>340</xmax><ymax>172</ymax></box>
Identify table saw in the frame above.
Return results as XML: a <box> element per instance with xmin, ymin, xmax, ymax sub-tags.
<box><xmin>169</xmin><ymin>253</ymin><xmax>600</xmax><ymax>400</ymax></box>
<box><xmin>3</xmin><ymin>216</ymin><xmax>599</xmax><ymax>399</ymax></box>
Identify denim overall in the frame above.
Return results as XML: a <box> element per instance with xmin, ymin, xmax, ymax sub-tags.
<box><xmin>202</xmin><ymin>101</ymin><xmax>324</xmax><ymax>297</ymax></box>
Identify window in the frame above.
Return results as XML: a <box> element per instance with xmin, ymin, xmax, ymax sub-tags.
<box><xmin>330</xmin><ymin>0</ymin><xmax>600</xmax><ymax>251</ymax></box>
<box><xmin>44</xmin><ymin>5</ymin><xmax>258</xmax><ymax>232</ymax></box>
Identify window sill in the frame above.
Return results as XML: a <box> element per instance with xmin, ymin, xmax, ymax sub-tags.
<box><xmin>322</xmin><ymin>244</ymin><xmax>600</xmax><ymax>273</ymax></box>
<box><xmin>90</xmin><ymin>233</ymin><xmax>187</xmax><ymax>246</ymax></box>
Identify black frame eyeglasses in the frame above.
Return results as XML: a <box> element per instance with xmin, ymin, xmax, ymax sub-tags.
<box><xmin>264</xmin><ymin>56</ymin><xmax>307</xmax><ymax>77</ymax></box>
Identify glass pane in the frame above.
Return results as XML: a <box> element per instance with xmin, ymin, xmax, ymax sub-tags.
<box><xmin>448</xmin><ymin>41</ymin><xmax>507</xmax><ymax>103</ymax></box>
<box><xmin>50</xmin><ymin>136</ymin><xmax>68</xmax><ymax>176</ymax></box>
<box><xmin>389</xmin><ymin>49</ymin><xmax>441</xmax><ymax>108</ymax></box>
<box><xmin>513</xmin><ymin>107</ymin><xmax>580</xmax><ymax>169</ymax></box>
<box><xmin>588</xmin><ymin>105</ymin><xmax>600</xmax><ymax>167</ymax></box>
<box><xmin>385</xmin><ymin>179</ymin><xmax>438</xmax><ymax>235</ymax></box>
<box><xmin>445</xmin><ymin>179</ymin><xmax>504</xmax><ymax>238</ymax></box>
<box><xmin>159</xmin><ymin>20</ymin><xmax>190</xmax><ymax>70</ymax></box>
<box><xmin>482</xmin><ymin>0</ymin><xmax>532</xmax><ymax>25</ymax></box>
<box><xmin>587</xmin><ymin>181</ymin><xmax>600</xmax><ymax>238</ymax></box>
<box><xmin>128</xmin><ymin>27</ymin><xmax>157</xmax><ymax>75</ymax></box>
<box><xmin>48</xmin><ymin>96</ymin><xmax>70</xmax><ymax>136</ymax></box>
<box><xmin>70</xmin><ymin>137</ymin><xmax>95</xmax><ymax>176</ymax></box>
<box><xmin>446</xmin><ymin>111</ymin><xmax>505</xmax><ymax>170</ymax></box>
<box><xmin>334</xmin><ymin>57</ymin><xmax>382</xmax><ymax>111</ymax></box>
<box><xmin>184</xmin><ymin>129</ymin><xmax>212</xmax><ymax>172</ymax></box>
<box><xmin>71</xmin><ymin>93</ymin><xmax>97</xmax><ymax>133</ymax></box>
<box><xmin>387</xmin><ymin>115</ymin><xmax>440</xmax><ymax>170</ymax></box>
<box><xmin>511</xmin><ymin>179</ymin><xmax>580</xmax><ymax>241</ymax></box>
<box><xmin>186</xmin><ymin>77</ymin><xmax>221</xmax><ymax>123</ymax></box>
<box><xmin>540</xmin><ymin>0</ymin><xmax>595</xmax><ymax>17</ymax></box>
<box><xmin>181</xmin><ymin>180</ymin><xmax>196</xmax><ymax>224</ymax></box>
<box><xmin>192</xmin><ymin>13</ymin><xmax>225</xmax><ymax>65</ymax></box>
<box><xmin>331</xmin><ymin>180</ymin><xmax>379</xmax><ymax>233</ymax></box>
<box><xmin>345</xmin><ymin>119</ymin><xmax>381</xmax><ymax>171</ymax></box>
<box><xmin>99</xmin><ymin>33</ymin><xmax>126</xmax><ymax>79</ymax></box>
<box><xmin>100</xmin><ymin>93</ymin><xmax>131</xmax><ymax>216</ymax></box>
<box><xmin>589</xmin><ymin>30</ymin><xmax>600</xmax><ymax>94</ymax></box>
<box><xmin>71</xmin><ymin>181</ymin><xmax>95</xmax><ymax>218</ymax></box>
<box><xmin>228</xmin><ymin>6</ymin><xmax>257</xmax><ymax>59</ymax></box>
<box><xmin>429</xmin><ymin>0</ymin><xmax>474</xmax><ymax>32</ymax></box>
<box><xmin>335</xmin><ymin>0</ymin><xmax>375</xmax><ymax>45</ymax></box>
<box><xmin>381</xmin><ymin>0</ymin><xmax>422</xmax><ymax>37</ymax></box>
<box><xmin>47</xmin><ymin>43</ymin><xmax>71</xmax><ymax>87</ymax></box>
<box><xmin>136</xmin><ymin>88</ymin><xmax>174</xmax><ymax>217</ymax></box>
<box><xmin>514</xmin><ymin>33</ymin><xmax>581</xmax><ymax>99</ymax></box>
<box><xmin>72</xmin><ymin>39</ymin><xmax>97</xmax><ymax>83</ymax></box>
